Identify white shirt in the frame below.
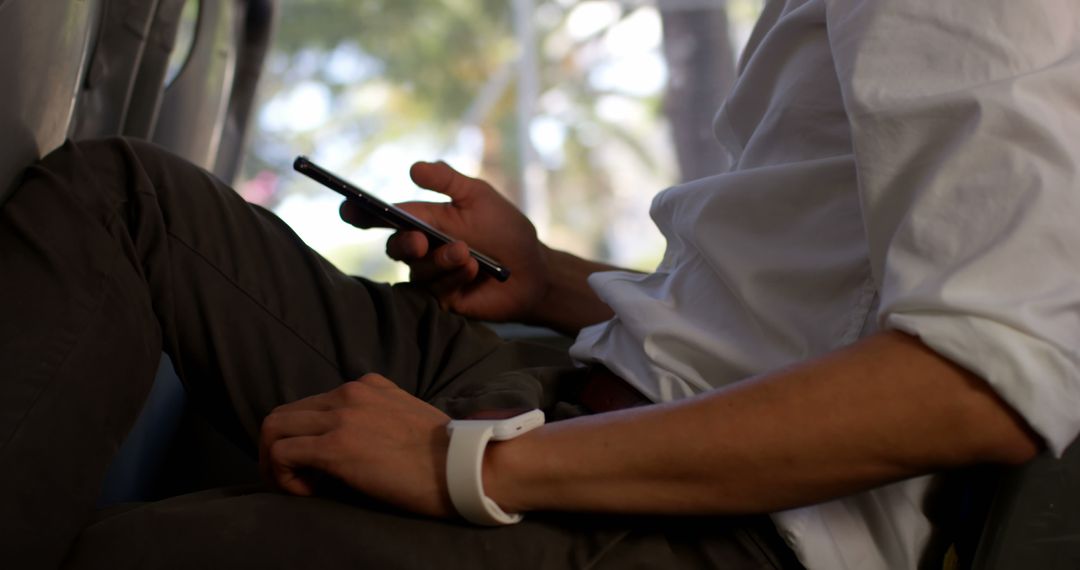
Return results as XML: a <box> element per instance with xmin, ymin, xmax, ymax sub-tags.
<box><xmin>569</xmin><ymin>0</ymin><xmax>1080</xmax><ymax>568</ymax></box>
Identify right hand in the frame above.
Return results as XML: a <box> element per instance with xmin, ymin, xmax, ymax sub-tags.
<box><xmin>341</xmin><ymin>161</ymin><xmax>551</xmax><ymax>323</ymax></box>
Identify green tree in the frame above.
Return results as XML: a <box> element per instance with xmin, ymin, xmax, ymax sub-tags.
<box><xmin>242</xmin><ymin>1</ymin><xmax>750</xmax><ymax>274</ymax></box>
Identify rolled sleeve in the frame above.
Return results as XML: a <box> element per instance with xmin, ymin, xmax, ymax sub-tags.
<box><xmin>826</xmin><ymin>0</ymin><xmax>1080</xmax><ymax>453</ymax></box>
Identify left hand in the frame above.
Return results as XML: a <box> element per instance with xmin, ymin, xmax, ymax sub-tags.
<box><xmin>259</xmin><ymin>374</ymin><xmax>455</xmax><ymax>518</ymax></box>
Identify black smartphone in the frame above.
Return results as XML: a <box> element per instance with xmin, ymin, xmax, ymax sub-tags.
<box><xmin>293</xmin><ymin>156</ymin><xmax>511</xmax><ymax>282</ymax></box>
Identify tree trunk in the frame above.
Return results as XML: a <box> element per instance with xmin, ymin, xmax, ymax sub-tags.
<box><xmin>658</xmin><ymin>0</ymin><xmax>737</xmax><ymax>182</ymax></box>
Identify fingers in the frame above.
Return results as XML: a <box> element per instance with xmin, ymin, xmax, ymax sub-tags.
<box><xmin>266</xmin><ymin>436</ymin><xmax>326</xmax><ymax>496</ymax></box>
<box><xmin>425</xmin><ymin>263</ymin><xmax>481</xmax><ymax>305</ymax></box>
<box><xmin>259</xmin><ymin>376</ymin><xmax>455</xmax><ymax>515</ymax></box>
<box><xmin>261</xmin><ymin>409</ymin><xmax>337</xmax><ymax>443</ymax></box>
<box><xmin>386</xmin><ymin>230</ymin><xmax>430</xmax><ymax>261</ymax></box>
<box><xmin>409</xmin><ymin>161</ymin><xmax>476</xmax><ymax>202</ymax></box>
<box><xmin>268</xmin><ymin>391</ymin><xmax>336</xmax><ymax>414</ymax></box>
<box><xmin>405</xmin><ymin>244</ymin><xmax>482</xmax><ymax>301</ymax></box>
<box><xmin>387</xmin><ymin>236</ymin><xmax>479</xmax><ymax>283</ymax></box>
<box><xmin>394</xmin><ymin>200</ymin><xmax>450</xmax><ymax>224</ymax></box>
<box><xmin>340</xmin><ymin>200</ymin><xmax>390</xmax><ymax>229</ymax></box>
<box><xmin>353</xmin><ymin>372</ymin><xmax>397</xmax><ymax>389</ymax></box>
<box><xmin>411</xmin><ymin>241</ymin><xmax>473</xmax><ymax>275</ymax></box>
<box><xmin>436</xmin><ymin>241</ymin><xmax>472</xmax><ymax>267</ymax></box>
<box><xmin>259</xmin><ymin>408</ymin><xmax>335</xmax><ymax>484</ymax></box>
<box><xmin>260</xmin><ymin>378</ymin><xmax>391</xmax><ymax>494</ymax></box>
<box><xmin>342</xmin><ymin>198</ymin><xmax>448</xmax><ymax>232</ymax></box>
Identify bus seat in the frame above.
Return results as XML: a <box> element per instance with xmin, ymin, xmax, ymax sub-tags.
<box><xmin>151</xmin><ymin>0</ymin><xmax>240</xmax><ymax>175</ymax></box>
<box><xmin>970</xmin><ymin>439</ymin><xmax>1080</xmax><ymax>569</ymax></box>
<box><xmin>214</xmin><ymin>0</ymin><xmax>276</xmax><ymax>184</ymax></box>
<box><xmin>0</xmin><ymin>0</ymin><xmax>98</xmax><ymax>205</ymax></box>
<box><xmin>92</xmin><ymin>0</ymin><xmax>277</xmax><ymax>506</ymax></box>
<box><xmin>122</xmin><ymin>0</ymin><xmax>188</xmax><ymax>139</ymax></box>
<box><xmin>95</xmin><ymin>356</ymin><xmax>188</xmax><ymax>506</ymax></box>
<box><xmin>69</xmin><ymin>0</ymin><xmax>162</xmax><ymax>139</ymax></box>
<box><xmin>11</xmin><ymin>3</ymin><xmax>1079</xmax><ymax>568</ymax></box>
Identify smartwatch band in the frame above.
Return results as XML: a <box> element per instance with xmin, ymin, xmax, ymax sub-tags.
<box><xmin>445</xmin><ymin>410</ymin><xmax>545</xmax><ymax>525</ymax></box>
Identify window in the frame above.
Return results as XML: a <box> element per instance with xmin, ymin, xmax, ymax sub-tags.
<box><xmin>238</xmin><ymin>0</ymin><xmax>763</xmax><ymax>282</ymax></box>
<box><xmin>164</xmin><ymin>0</ymin><xmax>200</xmax><ymax>86</ymax></box>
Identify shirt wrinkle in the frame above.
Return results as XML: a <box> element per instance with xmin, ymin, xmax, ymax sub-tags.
<box><xmin>571</xmin><ymin>0</ymin><xmax>1080</xmax><ymax>568</ymax></box>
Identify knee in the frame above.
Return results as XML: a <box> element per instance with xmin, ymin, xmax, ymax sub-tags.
<box><xmin>62</xmin><ymin>136</ymin><xmax>172</xmax><ymax>170</ymax></box>
<box><xmin>22</xmin><ymin>137</ymin><xmax>187</xmax><ymax>210</ymax></box>
<box><xmin>57</xmin><ymin>136</ymin><xmax>206</xmax><ymax>191</ymax></box>
<box><xmin>35</xmin><ymin>136</ymin><xmax>146</xmax><ymax>182</ymax></box>
<box><xmin>20</xmin><ymin>137</ymin><xmax>137</xmax><ymax>201</ymax></box>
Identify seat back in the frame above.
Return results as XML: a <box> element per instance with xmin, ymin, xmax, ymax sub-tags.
<box><xmin>971</xmin><ymin>439</ymin><xmax>1080</xmax><ymax>569</ymax></box>
<box><xmin>150</xmin><ymin>0</ymin><xmax>238</xmax><ymax>172</ymax></box>
<box><xmin>69</xmin><ymin>0</ymin><xmax>166</xmax><ymax>139</ymax></box>
<box><xmin>144</xmin><ymin>0</ymin><xmax>275</xmax><ymax>184</ymax></box>
<box><xmin>2</xmin><ymin>0</ymin><xmax>276</xmax><ymax>507</ymax></box>
<box><xmin>213</xmin><ymin>0</ymin><xmax>276</xmax><ymax>184</ymax></box>
<box><xmin>96</xmin><ymin>0</ymin><xmax>278</xmax><ymax>505</ymax></box>
<box><xmin>0</xmin><ymin>0</ymin><xmax>99</xmax><ymax>204</ymax></box>
<box><xmin>123</xmin><ymin>0</ymin><xmax>190</xmax><ymax>139</ymax></box>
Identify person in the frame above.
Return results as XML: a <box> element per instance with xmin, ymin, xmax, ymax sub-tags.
<box><xmin>2</xmin><ymin>0</ymin><xmax>1077</xmax><ymax>568</ymax></box>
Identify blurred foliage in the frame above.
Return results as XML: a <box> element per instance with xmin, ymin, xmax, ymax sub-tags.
<box><xmin>272</xmin><ymin>0</ymin><xmax>516</xmax><ymax>122</ymax></box>
<box><xmin>240</xmin><ymin>1</ymin><xmax>761</xmax><ymax>275</ymax></box>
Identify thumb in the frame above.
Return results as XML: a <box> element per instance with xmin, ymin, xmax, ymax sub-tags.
<box><xmin>409</xmin><ymin>161</ymin><xmax>476</xmax><ymax>203</ymax></box>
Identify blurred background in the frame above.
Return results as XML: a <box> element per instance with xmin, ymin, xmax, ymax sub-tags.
<box><xmin>222</xmin><ymin>0</ymin><xmax>765</xmax><ymax>281</ymax></box>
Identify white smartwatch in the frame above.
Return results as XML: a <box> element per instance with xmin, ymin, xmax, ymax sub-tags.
<box><xmin>445</xmin><ymin>409</ymin><xmax>545</xmax><ymax>525</ymax></box>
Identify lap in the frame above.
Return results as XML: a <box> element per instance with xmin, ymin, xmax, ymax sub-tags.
<box><xmin>63</xmin><ymin>486</ymin><xmax>788</xmax><ymax>570</ymax></box>
<box><xmin>0</xmin><ymin>137</ymin><xmax>572</xmax><ymax>565</ymax></box>
<box><xmin>3</xmin><ymin>138</ymin><xmax>797</xmax><ymax>569</ymax></box>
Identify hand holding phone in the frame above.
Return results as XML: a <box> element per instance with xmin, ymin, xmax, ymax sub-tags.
<box><xmin>294</xmin><ymin>156</ymin><xmax>511</xmax><ymax>282</ymax></box>
<box><xmin>299</xmin><ymin>158</ymin><xmax>554</xmax><ymax>325</ymax></box>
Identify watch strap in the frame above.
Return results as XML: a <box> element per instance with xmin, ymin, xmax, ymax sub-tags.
<box><xmin>446</xmin><ymin>421</ymin><xmax>521</xmax><ymax>525</ymax></box>
<box><xmin>445</xmin><ymin>410</ymin><xmax>545</xmax><ymax>526</ymax></box>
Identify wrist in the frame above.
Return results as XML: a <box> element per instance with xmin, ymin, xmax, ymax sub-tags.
<box><xmin>524</xmin><ymin>247</ymin><xmax>616</xmax><ymax>335</ymax></box>
<box><xmin>445</xmin><ymin>410</ymin><xmax>544</xmax><ymax>524</ymax></box>
<box><xmin>482</xmin><ymin>434</ymin><xmax>535</xmax><ymax>515</ymax></box>
<box><xmin>523</xmin><ymin>244</ymin><xmax>557</xmax><ymax>323</ymax></box>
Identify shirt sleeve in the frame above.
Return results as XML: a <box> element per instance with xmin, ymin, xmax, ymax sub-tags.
<box><xmin>824</xmin><ymin>0</ymin><xmax>1080</xmax><ymax>454</ymax></box>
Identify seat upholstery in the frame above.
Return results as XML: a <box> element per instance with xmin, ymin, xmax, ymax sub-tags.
<box><xmin>123</xmin><ymin>0</ymin><xmax>189</xmax><ymax>139</ymax></box>
<box><xmin>151</xmin><ymin>0</ymin><xmax>240</xmax><ymax>174</ymax></box>
<box><xmin>0</xmin><ymin>0</ymin><xmax>98</xmax><ymax>205</ymax></box>
<box><xmin>0</xmin><ymin>0</ymin><xmax>276</xmax><ymax>505</ymax></box>
<box><xmin>971</xmin><ymin>441</ymin><xmax>1080</xmax><ymax>569</ymax></box>
<box><xmin>69</xmin><ymin>0</ymin><xmax>164</xmax><ymax>140</ymax></box>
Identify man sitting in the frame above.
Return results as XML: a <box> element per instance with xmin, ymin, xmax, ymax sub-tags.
<box><xmin>2</xmin><ymin>0</ymin><xmax>1077</xmax><ymax>568</ymax></box>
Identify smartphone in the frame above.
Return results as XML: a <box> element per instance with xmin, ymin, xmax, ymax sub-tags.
<box><xmin>294</xmin><ymin>156</ymin><xmax>511</xmax><ymax>282</ymax></box>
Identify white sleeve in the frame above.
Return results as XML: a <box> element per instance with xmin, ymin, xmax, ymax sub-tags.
<box><xmin>825</xmin><ymin>0</ymin><xmax>1080</xmax><ymax>454</ymax></box>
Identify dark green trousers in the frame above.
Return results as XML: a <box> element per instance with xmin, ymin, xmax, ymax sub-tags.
<box><xmin>0</xmin><ymin>138</ymin><xmax>800</xmax><ymax>569</ymax></box>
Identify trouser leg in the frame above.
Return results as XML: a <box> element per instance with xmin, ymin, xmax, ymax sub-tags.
<box><xmin>0</xmin><ymin>138</ymin><xmax>567</xmax><ymax>567</ymax></box>
<box><xmin>62</xmin><ymin>487</ymin><xmax>795</xmax><ymax>570</ymax></box>
<box><xmin>42</xmin><ymin>138</ymin><xmax>564</xmax><ymax>440</ymax></box>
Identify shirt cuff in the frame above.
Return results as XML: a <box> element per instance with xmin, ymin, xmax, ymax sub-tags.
<box><xmin>886</xmin><ymin>311</ymin><xmax>1080</xmax><ymax>456</ymax></box>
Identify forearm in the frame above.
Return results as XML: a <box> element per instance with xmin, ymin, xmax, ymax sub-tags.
<box><xmin>485</xmin><ymin>331</ymin><xmax>1042</xmax><ymax>515</ymax></box>
<box><xmin>525</xmin><ymin>247</ymin><xmax>627</xmax><ymax>335</ymax></box>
